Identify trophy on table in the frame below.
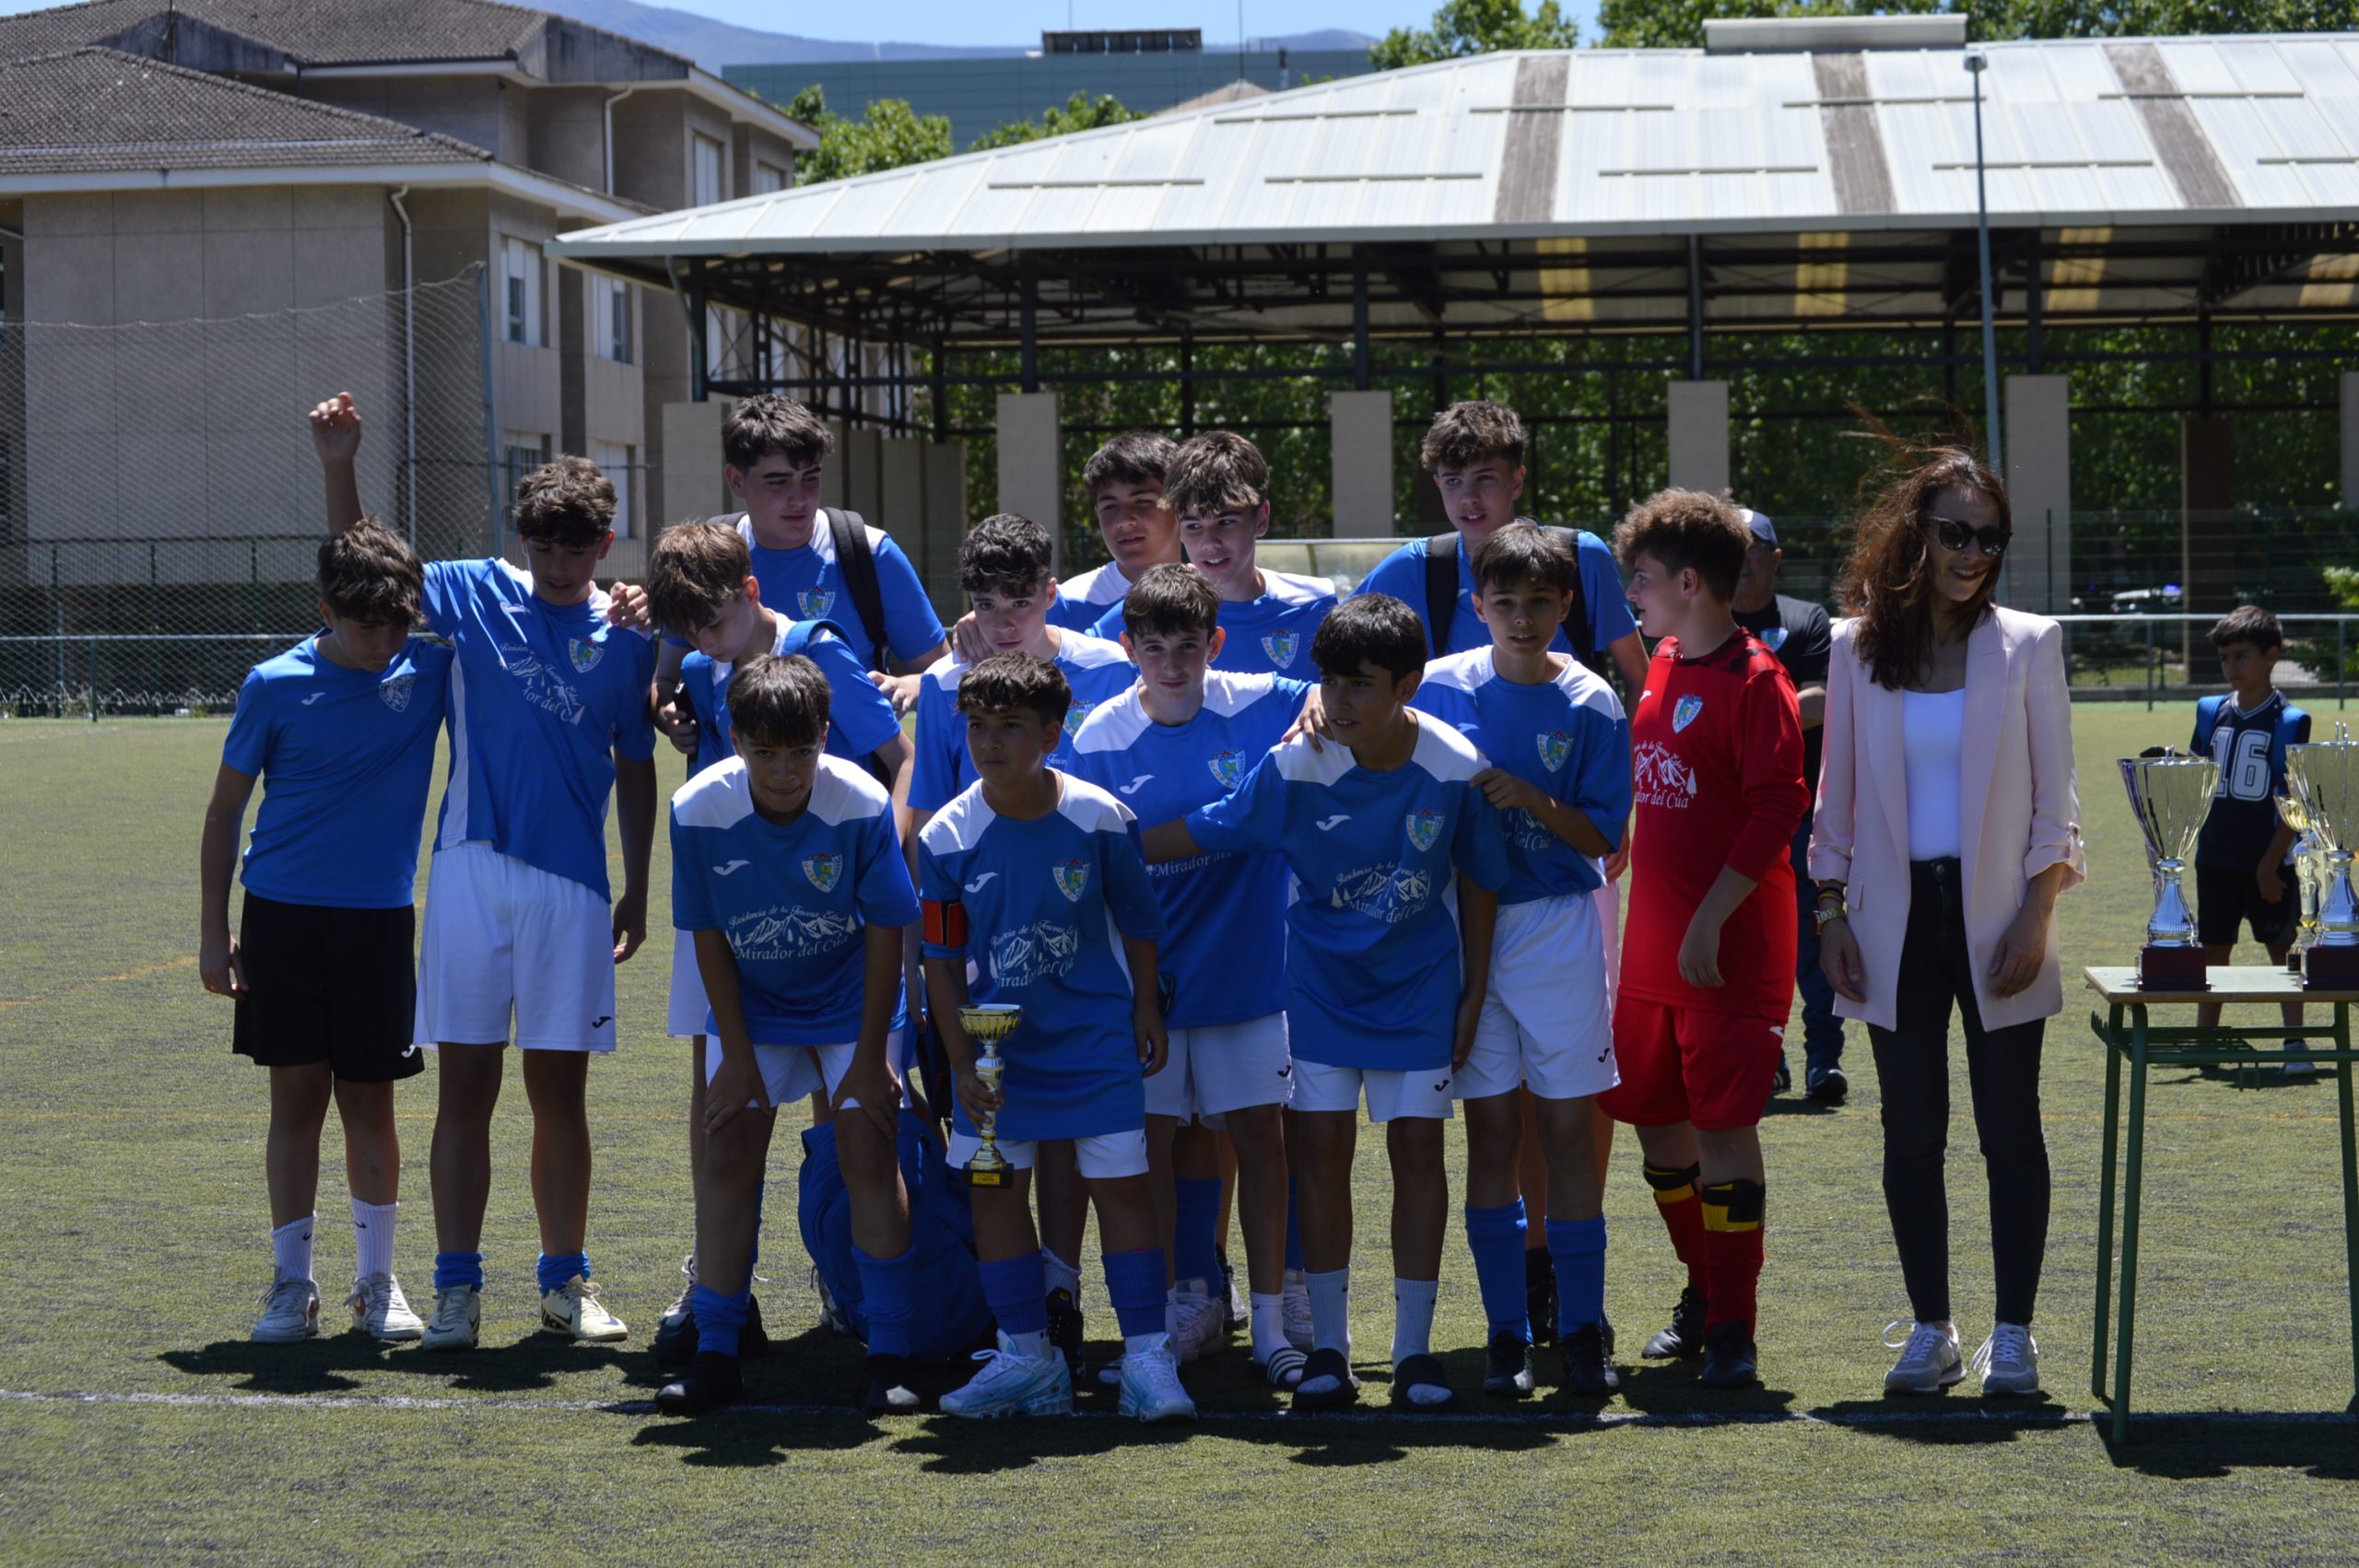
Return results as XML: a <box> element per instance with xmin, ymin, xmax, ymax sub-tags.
<box><xmin>957</xmin><ymin>1002</ymin><xmax>1022</xmax><ymax>1188</ymax></box>
<box><xmin>2279</xmin><ymin>790</ymin><xmax>2326</xmax><ymax>963</ymax></box>
<box><xmin>2119</xmin><ymin>753</ymin><xmax>2219</xmax><ymax>989</ymax></box>
<box><xmin>2287</xmin><ymin>740</ymin><xmax>2359</xmax><ymax>988</ymax></box>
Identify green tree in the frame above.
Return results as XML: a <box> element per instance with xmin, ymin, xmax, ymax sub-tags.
<box><xmin>781</xmin><ymin>84</ymin><xmax>954</xmax><ymax>185</ymax></box>
<box><xmin>970</xmin><ymin>91</ymin><xmax>1147</xmax><ymax>152</ymax></box>
<box><xmin>1370</xmin><ymin>0</ymin><xmax>1580</xmax><ymax>67</ymax></box>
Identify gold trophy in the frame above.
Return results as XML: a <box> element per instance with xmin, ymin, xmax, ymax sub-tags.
<box><xmin>957</xmin><ymin>1002</ymin><xmax>1022</xmax><ymax>1188</ymax></box>
<box><xmin>2281</xmin><ymin>791</ymin><xmax>2325</xmax><ymax>964</ymax></box>
<box><xmin>2288</xmin><ymin>740</ymin><xmax>2359</xmax><ymax>988</ymax></box>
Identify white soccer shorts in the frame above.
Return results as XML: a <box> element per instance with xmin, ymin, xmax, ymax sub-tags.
<box><xmin>1595</xmin><ymin>881</ymin><xmax>1621</xmax><ymax>1014</ymax></box>
<box><xmin>1458</xmin><ymin>889</ymin><xmax>1619</xmax><ymax>1102</ymax></box>
<box><xmin>667</xmin><ymin>927</ymin><xmax>710</xmax><ymax>1038</ymax></box>
<box><xmin>945</xmin><ymin>1129</ymin><xmax>1149</xmax><ymax>1179</ymax></box>
<box><xmin>415</xmin><ymin>843</ymin><xmax>616</xmax><ymax>1053</ymax></box>
<box><xmin>1145</xmin><ymin>1012</ymin><xmax>1293</xmax><ymax>1120</ymax></box>
<box><xmin>1289</xmin><ymin>1058</ymin><xmax>1455</xmax><ymax>1122</ymax></box>
<box><xmin>703</xmin><ymin>1026</ymin><xmax>912</xmax><ymax>1113</ymax></box>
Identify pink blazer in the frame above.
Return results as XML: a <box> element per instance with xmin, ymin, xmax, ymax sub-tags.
<box><xmin>1808</xmin><ymin>605</ymin><xmax>2086</xmax><ymax>1033</ymax></box>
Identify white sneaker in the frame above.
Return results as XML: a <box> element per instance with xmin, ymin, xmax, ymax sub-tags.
<box><xmin>1168</xmin><ymin>1279</ymin><xmax>1224</xmax><ymax>1363</ymax></box>
<box><xmin>1972</xmin><ymin>1323</ymin><xmax>2040</xmax><ymax>1396</ymax></box>
<box><xmin>1881</xmin><ymin>1319</ymin><xmax>1964</xmax><ymax>1394</ymax></box>
<box><xmin>540</xmin><ymin>1274</ymin><xmax>628</xmax><ymax>1342</ymax></box>
<box><xmin>659</xmin><ymin>1255</ymin><xmax>697</xmax><ymax>1330</ymax></box>
<box><xmin>2283</xmin><ymin>1041</ymin><xmax>2320</xmax><ymax>1081</ymax></box>
<box><xmin>940</xmin><ymin>1332</ymin><xmax>1074</xmax><ymax>1418</ymax></box>
<box><xmin>347</xmin><ymin>1273</ymin><xmax>424</xmax><ymax>1340</ymax></box>
<box><xmin>1118</xmin><ymin>1334</ymin><xmax>1198</xmax><ymax>1422</ymax></box>
<box><xmin>421</xmin><ymin>1283</ymin><xmax>480</xmax><ymax>1351</ymax></box>
<box><xmin>251</xmin><ymin>1275</ymin><xmax>321</xmax><ymax>1343</ymax></box>
<box><xmin>1281</xmin><ymin>1268</ymin><xmax>1315</xmax><ymax>1352</ymax></box>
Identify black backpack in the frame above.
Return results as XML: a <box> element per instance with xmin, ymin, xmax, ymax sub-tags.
<box><xmin>1422</xmin><ymin>521</ymin><xmax>1600</xmax><ymax>674</ymax></box>
<box><xmin>714</xmin><ymin>508</ymin><xmax>891</xmax><ymax>673</ymax></box>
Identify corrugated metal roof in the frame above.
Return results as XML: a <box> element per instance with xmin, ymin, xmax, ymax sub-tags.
<box><xmin>557</xmin><ymin>32</ymin><xmax>2359</xmax><ymax>261</ymax></box>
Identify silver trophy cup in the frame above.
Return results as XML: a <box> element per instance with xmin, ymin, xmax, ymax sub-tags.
<box><xmin>2288</xmin><ymin>742</ymin><xmax>2359</xmax><ymax>988</ymax></box>
<box><xmin>2119</xmin><ymin>755</ymin><xmax>2219</xmax><ymax>989</ymax></box>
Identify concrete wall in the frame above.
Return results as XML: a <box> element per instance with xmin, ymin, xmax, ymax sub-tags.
<box><xmin>1667</xmin><ymin>380</ymin><xmax>1731</xmax><ymax>496</ymax></box>
<box><xmin>0</xmin><ymin>197</ymin><xmax>24</xmax><ymax>550</ymax></box>
<box><xmin>524</xmin><ymin>86</ymin><xmax>610</xmax><ymax>193</ymax></box>
<box><xmin>2344</xmin><ymin>372</ymin><xmax>2359</xmax><ymax>509</ymax></box>
<box><xmin>2003</xmin><ymin>375</ymin><xmax>2071</xmax><ymax>614</ymax></box>
<box><xmin>293</xmin><ymin>76</ymin><xmax>513</xmax><ymax>158</ymax></box>
<box><xmin>996</xmin><ymin>392</ymin><xmax>1062</xmax><ymax>572</ymax></box>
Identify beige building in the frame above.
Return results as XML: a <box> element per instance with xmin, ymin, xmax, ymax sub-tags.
<box><xmin>0</xmin><ymin>0</ymin><xmax>812</xmax><ymax>580</ymax></box>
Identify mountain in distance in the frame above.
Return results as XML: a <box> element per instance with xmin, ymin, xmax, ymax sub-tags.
<box><xmin>546</xmin><ymin>0</ymin><xmax>1370</xmax><ymax>68</ymax></box>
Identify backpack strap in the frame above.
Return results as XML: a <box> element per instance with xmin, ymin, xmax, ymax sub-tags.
<box><xmin>2192</xmin><ymin>694</ymin><xmax>2226</xmax><ymax>755</ymax></box>
<box><xmin>1540</xmin><ymin>522</ymin><xmax>1597</xmax><ymax>671</ymax></box>
<box><xmin>827</xmin><ymin>509</ymin><xmax>891</xmax><ymax>674</ymax></box>
<box><xmin>774</xmin><ymin>616</ymin><xmax>851</xmax><ymax>661</ymax></box>
<box><xmin>1423</xmin><ymin>532</ymin><xmax>1459</xmax><ymax>655</ymax></box>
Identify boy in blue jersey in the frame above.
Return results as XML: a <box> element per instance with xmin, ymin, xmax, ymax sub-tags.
<box><xmin>642</xmin><ymin>521</ymin><xmax>915</xmax><ymax>1364</ymax></box>
<box><xmin>1088</xmin><ymin>431</ymin><xmax>1335</xmax><ymax>679</ymax></box>
<box><xmin>200</xmin><ymin>521</ymin><xmax>451</xmax><ymax>1345</ymax></box>
<box><xmin>655</xmin><ymin>394</ymin><xmax>947</xmax><ymax>744</ymax></box>
<box><xmin>2192</xmin><ymin>605</ymin><xmax>2313</xmax><ymax>1072</ymax></box>
<box><xmin>1144</xmin><ymin>594</ymin><xmax>1512</xmax><ymax>1413</ymax></box>
<box><xmin>1049</xmin><ymin>433</ymin><xmax>1185</xmax><ymax>632</ymax></box>
<box><xmin>312</xmin><ymin>397</ymin><xmax>658</xmax><ymax>1352</ymax></box>
<box><xmin>1412</xmin><ymin>523</ymin><xmax>1632</xmax><ymax>1398</ymax></box>
<box><xmin>918</xmin><ymin>654</ymin><xmax>1195</xmax><ymax>1422</ymax></box>
<box><xmin>658</xmin><ymin>654</ymin><xmax>926</xmax><ymax>1415</ymax></box>
<box><xmin>1070</xmin><ymin>566</ymin><xmax>1310</xmax><ymax>1383</ymax></box>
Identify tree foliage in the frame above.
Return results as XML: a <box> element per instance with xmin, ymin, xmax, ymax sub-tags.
<box><xmin>1370</xmin><ymin>0</ymin><xmax>1580</xmax><ymax>69</ymax></box>
<box><xmin>970</xmin><ymin>91</ymin><xmax>1147</xmax><ymax>151</ymax></box>
<box><xmin>782</xmin><ymin>85</ymin><xmax>953</xmax><ymax>186</ymax></box>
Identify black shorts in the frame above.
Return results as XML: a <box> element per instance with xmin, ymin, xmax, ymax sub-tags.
<box><xmin>2195</xmin><ymin>862</ymin><xmax>2297</xmax><ymax>950</ymax></box>
<box><xmin>231</xmin><ymin>892</ymin><xmax>424</xmax><ymax>1082</ymax></box>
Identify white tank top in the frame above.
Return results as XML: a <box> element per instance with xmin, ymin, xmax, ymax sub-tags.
<box><xmin>1903</xmin><ymin>687</ymin><xmax>1967</xmax><ymax>862</ymax></box>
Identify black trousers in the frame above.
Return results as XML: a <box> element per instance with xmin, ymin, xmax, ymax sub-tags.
<box><xmin>1867</xmin><ymin>858</ymin><xmax>2051</xmax><ymax>1327</ymax></box>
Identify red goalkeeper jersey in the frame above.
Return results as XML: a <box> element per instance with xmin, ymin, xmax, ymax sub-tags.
<box><xmin>1622</xmin><ymin>628</ymin><xmax>1807</xmax><ymax>1020</ymax></box>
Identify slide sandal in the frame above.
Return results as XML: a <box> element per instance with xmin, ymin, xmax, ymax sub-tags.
<box><xmin>1290</xmin><ymin>1347</ymin><xmax>1360</xmax><ymax>1411</ymax></box>
<box><xmin>1390</xmin><ymin>1352</ymin><xmax>1459</xmax><ymax>1412</ymax></box>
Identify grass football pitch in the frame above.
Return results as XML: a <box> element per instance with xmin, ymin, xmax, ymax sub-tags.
<box><xmin>8</xmin><ymin>704</ymin><xmax>2359</xmax><ymax>1563</ymax></box>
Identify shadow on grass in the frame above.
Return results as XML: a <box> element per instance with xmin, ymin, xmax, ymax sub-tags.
<box><xmin>159</xmin><ymin>1332</ymin><xmax>640</xmax><ymax>1395</ymax></box>
<box><xmin>1762</xmin><ymin>1097</ymin><xmax>1843</xmax><ymax>1119</ymax></box>
<box><xmin>1809</xmin><ymin>1394</ymin><xmax>2074</xmax><ymax>1446</ymax></box>
<box><xmin>1609</xmin><ymin>1358</ymin><xmax>1799</xmax><ymax>1420</ymax></box>
<box><xmin>2094</xmin><ymin>1410</ymin><xmax>2359</xmax><ymax>1479</ymax></box>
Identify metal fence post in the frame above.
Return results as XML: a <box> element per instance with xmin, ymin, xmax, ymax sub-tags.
<box><xmin>2341</xmin><ymin>618</ymin><xmax>2349</xmax><ymax>712</ymax></box>
<box><xmin>2144</xmin><ymin>616</ymin><xmax>2154</xmax><ymax>712</ymax></box>
<box><xmin>87</xmin><ymin>633</ymin><xmax>97</xmax><ymax>722</ymax></box>
<box><xmin>477</xmin><ymin>264</ymin><xmax>503</xmax><ymax>559</ymax></box>
<box><xmin>50</xmin><ymin>544</ymin><xmax>62</xmax><ymax>706</ymax></box>
<box><xmin>249</xmin><ymin>540</ymin><xmax>260</xmax><ymax>633</ymax></box>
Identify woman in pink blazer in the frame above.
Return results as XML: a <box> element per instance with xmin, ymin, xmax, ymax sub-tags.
<box><xmin>1808</xmin><ymin>449</ymin><xmax>2085</xmax><ymax>1400</ymax></box>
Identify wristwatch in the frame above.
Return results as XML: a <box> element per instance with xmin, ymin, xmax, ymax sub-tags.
<box><xmin>1813</xmin><ymin>884</ymin><xmax>1848</xmax><ymax>933</ymax></box>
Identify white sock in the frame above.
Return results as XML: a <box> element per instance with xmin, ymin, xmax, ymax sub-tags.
<box><xmin>1391</xmin><ymin>1277</ymin><xmax>1438</xmax><ymax>1365</ymax></box>
<box><xmin>1004</xmin><ymin>1328</ymin><xmax>1050</xmax><ymax>1361</ymax></box>
<box><xmin>1250</xmin><ymin>1292</ymin><xmax>1286</xmax><ymax>1363</ymax></box>
<box><xmin>351</xmin><ymin>1198</ymin><xmax>397</xmax><ymax>1280</ymax></box>
<box><xmin>1307</xmin><ymin>1267</ymin><xmax>1352</xmax><ymax>1358</ymax></box>
<box><xmin>272</xmin><ymin>1215</ymin><xmax>315</xmax><ymax>1283</ymax></box>
<box><xmin>1040</xmin><ymin>1248</ymin><xmax>1082</xmax><ymax>1298</ymax></box>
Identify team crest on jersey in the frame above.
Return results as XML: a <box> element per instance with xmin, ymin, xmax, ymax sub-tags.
<box><xmin>1051</xmin><ymin>857</ymin><xmax>1092</xmax><ymax>902</ymax></box>
<box><xmin>1262</xmin><ymin>631</ymin><xmax>1299</xmax><ymax>669</ymax></box>
<box><xmin>567</xmin><ymin>637</ymin><xmax>604</xmax><ymax>673</ymax></box>
<box><xmin>1063</xmin><ymin>701</ymin><xmax>1093</xmax><ymax>740</ymax></box>
<box><xmin>379</xmin><ymin>673</ymin><xmax>415</xmax><ymax>713</ymax></box>
<box><xmin>1759</xmin><ymin>626</ymin><xmax>1789</xmax><ymax>652</ymax></box>
<box><xmin>802</xmin><ymin>853</ymin><xmax>842</xmax><ymax>893</ymax></box>
<box><xmin>1404</xmin><ymin>808</ymin><xmax>1445</xmax><ymax>853</ymax></box>
<box><xmin>1537</xmin><ymin>729</ymin><xmax>1571</xmax><ymax>773</ymax></box>
<box><xmin>798</xmin><ymin>590</ymin><xmax>837</xmax><ymax>618</ymax></box>
<box><xmin>1672</xmin><ymin>695</ymin><xmax>1704</xmax><ymax>732</ymax></box>
<box><xmin>1208</xmin><ymin>748</ymin><xmax>1246</xmax><ymax>789</ymax></box>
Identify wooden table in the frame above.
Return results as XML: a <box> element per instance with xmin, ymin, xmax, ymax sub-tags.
<box><xmin>2084</xmin><ymin>965</ymin><xmax>2359</xmax><ymax>1442</ymax></box>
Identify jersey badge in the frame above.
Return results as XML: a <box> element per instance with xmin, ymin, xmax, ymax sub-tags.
<box><xmin>1051</xmin><ymin>857</ymin><xmax>1092</xmax><ymax>903</ymax></box>
<box><xmin>799</xmin><ymin>590</ymin><xmax>837</xmax><ymax>618</ymax></box>
<box><xmin>1672</xmin><ymin>695</ymin><xmax>1704</xmax><ymax>732</ymax></box>
<box><xmin>380</xmin><ymin>674</ymin><xmax>415</xmax><ymax>713</ymax></box>
<box><xmin>802</xmin><ymin>853</ymin><xmax>843</xmax><ymax>893</ymax></box>
<box><xmin>1405</xmin><ymin>808</ymin><xmax>1445</xmax><ymax>853</ymax></box>
<box><xmin>1262</xmin><ymin>631</ymin><xmax>1298</xmax><ymax>668</ymax></box>
<box><xmin>1208</xmin><ymin>748</ymin><xmax>1246</xmax><ymax>789</ymax></box>
<box><xmin>1063</xmin><ymin>701</ymin><xmax>1093</xmax><ymax>740</ymax></box>
<box><xmin>567</xmin><ymin>637</ymin><xmax>604</xmax><ymax>673</ymax></box>
<box><xmin>1537</xmin><ymin>729</ymin><xmax>1571</xmax><ymax>773</ymax></box>
<box><xmin>1760</xmin><ymin>626</ymin><xmax>1790</xmax><ymax>652</ymax></box>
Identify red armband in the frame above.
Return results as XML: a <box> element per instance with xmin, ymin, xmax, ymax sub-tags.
<box><xmin>922</xmin><ymin>898</ymin><xmax>968</xmax><ymax>947</ymax></box>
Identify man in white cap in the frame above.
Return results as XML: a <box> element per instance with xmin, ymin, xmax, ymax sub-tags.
<box><xmin>1730</xmin><ymin>508</ymin><xmax>1843</xmax><ymax>1105</ymax></box>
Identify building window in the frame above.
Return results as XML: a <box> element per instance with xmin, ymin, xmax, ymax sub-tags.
<box><xmin>501</xmin><ymin>431</ymin><xmax>549</xmax><ymax>532</ymax></box>
<box><xmin>692</xmin><ymin>134</ymin><xmax>724</xmax><ymax>207</ymax></box>
<box><xmin>753</xmin><ymin>160</ymin><xmax>787</xmax><ymax>194</ymax></box>
<box><xmin>593</xmin><ymin>275</ymin><xmax>631</xmax><ymax>364</ymax></box>
<box><xmin>501</xmin><ymin>237</ymin><xmax>541</xmax><ymax>347</ymax></box>
<box><xmin>591</xmin><ymin>441</ymin><xmax>634</xmax><ymax>539</ymax></box>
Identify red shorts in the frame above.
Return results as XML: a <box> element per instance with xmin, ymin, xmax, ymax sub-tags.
<box><xmin>1596</xmin><ymin>999</ymin><xmax>1782</xmax><ymax>1132</ymax></box>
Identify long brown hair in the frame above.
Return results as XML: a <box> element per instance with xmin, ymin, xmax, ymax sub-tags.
<box><xmin>1837</xmin><ymin>446</ymin><xmax>2012</xmax><ymax>691</ymax></box>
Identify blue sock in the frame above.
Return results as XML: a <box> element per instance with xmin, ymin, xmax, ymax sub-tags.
<box><xmin>854</xmin><ymin>1241</ymin><xmax>916</xmax><ymax>1360</ymax></box>
<box><xmin>433</xmin><ymin>1250</ymin><xmax>484</xmax><ymax>1292</ymax></box>
<box><xmin>1464</xmin><ymin>1199</ymin><xmax>1532</xmax><ymax>1341</ymax></box>
<box><xmin>535</xmin><ymin>1251</ymin><xmax>591</xmax><ymax>1295</ymax></box>
<box><xmin>690</xmin><ymin>1282</ymin><xmax>750</xmax><ymax>1357</ymax></box>
<box><xmin>979</xmin><ymin>1253</ymin><xmax>1050</xmax><ymax>1338</ymax></box>
<box><xmin>1547</xmin><ymin>1215</ymin><xmax>1609</xmax><ymax>1338</ymax></box>
<box><xmin>1285</xmin><ymin>1176</ymin><xmax>1306</xmax><ymax>1272</ymax></box>
<box><xmin>1173</xmin><ymin>1177</ymin><xmax>1225</xmax><ymax>1287</ymax></box>
<box><xmin>1103</xmin><ymin>1246</ymin><xmax>1168</xmax><ymax>1340</ymax></box>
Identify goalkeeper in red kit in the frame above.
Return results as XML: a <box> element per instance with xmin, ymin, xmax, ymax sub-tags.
<box><xmin>1598</xmin><ymin>490</ymin><xmax>1806</xmax><ymax>1390</ymax></box>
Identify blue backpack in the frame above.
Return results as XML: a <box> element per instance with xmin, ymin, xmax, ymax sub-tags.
<box><xmin>796</xmin><ymin>1111</ymin><xmax>992</xmax><ymax>1365</ymax></box>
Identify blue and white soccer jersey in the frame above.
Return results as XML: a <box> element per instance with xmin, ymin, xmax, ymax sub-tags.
<box><xmin>739</xmin><ymin>511</ymin><xmax>945</xmax><ymax>672</ymax></box>
<box><xmin>1048</xmin><ymin>560</ymin><xmax>1141</xmax><ymax>633</ymax></box>
<box><xmin>1069</xmin><ymin>672</ymin><xmax>1309</xmax><ymax>1120</ymax></box>
<box><xmin>918</xmin><ymin>773</ymin><xmax>1166</xmax><ymax>1171</ymax></box>
<box><xmin>414</xmin><ymin>559</ymin><xmax>658</xmax><ymax>1052</ymax></box>
<box><xmin>908</xmin><ymin>632</ymin><xmax>1139</xmax><ymax>813</ymax></box>
<box><xmin>1414</xmin><ymin>649</ymin><xmax>1630</xmax><ymax>1101</ymax></box>
<box><xmin>1186</xmin><ymin>717</ymin><xmax>1511</xmax><ymax>1120</ymax></box>
<box><xmin>1356</xmin><ymin>529</ymin><xmax>1638</xmax><ymax>660</ymax></box>
<box><xmin>1089</xmin><ymin>569</ymin><xmax>1334</xmax><ymax>678</ymax></box>
<box><xmin>672</xmin><ymin>753</ymin><xmax>921</xmax><ymax>1107</ymax></box>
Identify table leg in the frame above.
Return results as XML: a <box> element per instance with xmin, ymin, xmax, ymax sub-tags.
<box><xmin>2092</xmin><ymin>1003</ymin><xmax>2125</xmax><ymax>1405</ymax></box>
<box><xmin>2338</xmin><ymin>1004</ymin><xmax>2359</xmax><ymax>1412</ymax></box>
<box><xmin>2111</xmin><ymin>1006</ymin><xmax>2151</xmax><ymax>1445</ymax></box>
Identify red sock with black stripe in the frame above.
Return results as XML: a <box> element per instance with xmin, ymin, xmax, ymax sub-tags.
<box><xmin>1643</xmin><ymin>1162</ymin><xmax>1708</xmax><ymax>1294</ymax></box>
<box><xmin>1699</xmin><ymin>1179</ymin><xmax>1766</xmax><ymax>1334</ymax></box>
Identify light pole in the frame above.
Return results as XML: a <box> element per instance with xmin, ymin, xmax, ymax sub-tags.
<box><xmin>1966</xmin><ymin>50</ymin><xmax>2004</xmax><ymax>480</ymax></box>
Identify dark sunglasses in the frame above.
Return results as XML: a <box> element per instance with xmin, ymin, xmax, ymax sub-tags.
<box><xmin>1931</xmin><ymin>516</ymin><xmax>2011</xmax><ymax>558</ymax></box>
